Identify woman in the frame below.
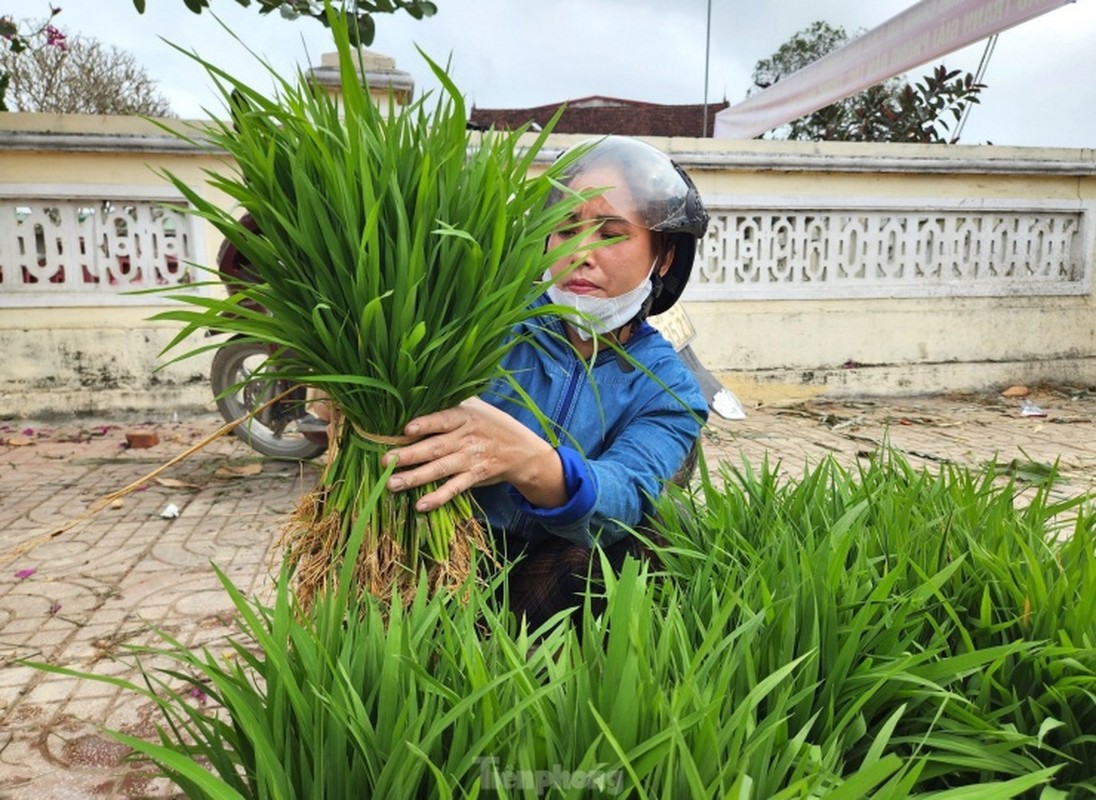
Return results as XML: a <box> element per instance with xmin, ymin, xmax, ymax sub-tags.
<box><xmin>383</xmin><ymin>136</ymin><xmax>710</xmax><ymax>626</ymax></box>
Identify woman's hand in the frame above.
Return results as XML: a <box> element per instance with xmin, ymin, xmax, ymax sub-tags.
<box><xmin>382</xmin><ymin>398</ymin><xmax>566</xmax><ymax>513</ymax></box>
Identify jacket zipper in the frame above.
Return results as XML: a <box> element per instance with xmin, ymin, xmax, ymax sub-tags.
<box><xmin>552</xmin><ymin>359</ymin><xmax>584</xmax><ymax>441</ymax></box>
<box><xmin>510</xmin><ymin>324</ymin><xmax>651</xmax><ymax>537</ymax></box>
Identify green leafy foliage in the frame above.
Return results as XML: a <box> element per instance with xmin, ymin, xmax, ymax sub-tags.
<box><xmin>844</xmin><ymin>66</ymin><xmax>986</xmax><ymax>144</ymax></box>
<box><xmin>30</xmin><ymin>451</ymin><xmax>1096</xmax><ymax>797</ymax></box>
<box><xmin>130</xmin><ymin>0</ymin><xmax>438</xmax><ymax>46</ymax></box>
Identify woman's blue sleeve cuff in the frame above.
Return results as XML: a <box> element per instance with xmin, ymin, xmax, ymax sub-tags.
<box><xmin>509</xmin><ymin>445</ymin><xmax>596</xmax><ymax>526</ymax></box>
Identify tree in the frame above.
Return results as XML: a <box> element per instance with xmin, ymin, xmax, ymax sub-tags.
<box><xmin>132</xmin><ymin>0</ymin><xmax>438</xmax><ymax>47</ymax></box>
<box><xmin>751</xmin><ymin>21</ymin><xmax>985</xmax><ymax>144</ymax></box>
<box><xmin>0</xmin><ymin>22</ymin><xmax>174</xmax><ymax>116</ymax></box>
<box><xmin>752</xmin><ymin>21</ymin><xmax>850</xmax><ymax>89</ymax></box>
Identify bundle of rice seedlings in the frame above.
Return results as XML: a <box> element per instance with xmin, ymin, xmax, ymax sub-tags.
<box><xmin>154</xmin><ymin>10</ymin><xmax>592</xmax><ymax>605</ymax></box>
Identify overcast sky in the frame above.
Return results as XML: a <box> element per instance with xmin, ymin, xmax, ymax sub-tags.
<box><xmin>13</xmin><ymin>0</ymin><xmax>1096</xmax><ymax>148</ymax></box>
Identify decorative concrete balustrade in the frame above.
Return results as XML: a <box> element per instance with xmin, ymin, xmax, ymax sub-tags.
<box><xmin>696</xmin><ymin>205</ymin><xmax>1087</xmax><ymax>300</ymax></box>
<box><xmin>0</xmin><ymin>197</ymin><xmax>196</xmax><ymax>305</ymax></box>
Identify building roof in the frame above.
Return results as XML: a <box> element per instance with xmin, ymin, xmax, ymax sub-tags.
<box><xmin>468</xmin><ymin>95</ymin><xmax>730</xmax><ymax>138</ymax></box>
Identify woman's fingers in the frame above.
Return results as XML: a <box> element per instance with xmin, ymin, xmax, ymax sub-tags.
<box><xmin>411</xmin><ymin>473</ymin><xmax>475</xmax><ymax>513</ymax></box>
<box><xmin>385</xmin><ymin>431</ymin><xmax>492</xmax><ymax>494</ymax></box>
<box><xmin>388</xmin><ymin>449</ymin><xmax>460</xmax><ymax>489</ymax></box>
<box><xmin>384</xmin><ymin>435</ymin><xmax>451</xmax><ymax>471</ymax></box>
<box><xmin>384</xmin><ymin>399</ymin><xmax>498</xmax><ymax>470</ymax></box>
<box><xmin>380</xmin><ymin>397</ymin><xmax>534</xmax><ymax>511</ymax></box>
<box><xmin>403</xmin><ymin>405</ymin><xmax>468</xmax><ymax>438</ymax></box>
<box><xmin>381</xmin><ymin>406</ymin><xmax>474</xmax><ymax>469</ymax></box>
<box><xmin>386</xmin><ymin>448</ymin><xmax>488</xmax><ymax>512</ymax></box>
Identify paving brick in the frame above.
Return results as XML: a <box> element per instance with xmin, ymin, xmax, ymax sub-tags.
<box><xmin>124</xmin><ymin>429</ymin><xmax>160</xmax><ymax>449</ymax></box>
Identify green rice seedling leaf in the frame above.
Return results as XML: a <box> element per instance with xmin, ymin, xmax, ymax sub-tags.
<box><xmin>108</xmin><ymin>732</ymin><xmax>247</xmax><ymax>799</ymax></box>
<box><xmin>1037</xmin><ymin>788</ymin><xmax>1071</xmax><ymax>800</ymax></box>
<box><xmin>861</xmin><ymin>703</ymin><xmax>908</xmax><ymax>768</ymax></box>
<box><xmin>898</xmin><ymin>727</ymin><xmax>1044</xmax><ymax>777</ymax></box>
<box><xmin>621</xmin><ymin>700</ymin><xmax>722</xmax><ymax>785</ymax></box>
<box><xmin>819</xmin><ymin>754</ymin><xmax>904</xmax><ymax>800</ymax></box>
<box><xmin>210</xmin><ymin>565</ymin><xmax>309</xmax><ymax>718</ymax></box>
<box><xmin>917</xmin><ymin>766</ymin><xmax>1059</xmax><ymax>798</ymax></box>
<box><xmin>586</xmin><ymin>703</ymin><xmax>652</xmax><ymax>800</ymax></box>
<box><xmin>403</xmin><ymin>319</ymin><xmax>427</xmax><ymax>354</ymax></box>
<box><xmin>404</xmin><ymin>742</ymin><xmax>455</xmax><ymax>800</ymax></box>
<box><xmin>449</xmin><ymin>684</ymin><xmax>565</xmax><ymax>781</ymax></box>
<box><xmin>1036</xmin><ymin>716</ymin><xmax>1066</xmax><ymax>746</ymax></box>
<box><xmin>664</xmin><ymin>719</ymin><xmax>709</xmax><ymax>799</ymax></box>
<box><xmin>917</xmin><ymin>641</ymin><xmax>1041</xmax><ymax>685</ymax></box>
<box><xmin>723</xmin><ymin>774</ymin><xmax>754</xmax><ymax>800</ymax></box>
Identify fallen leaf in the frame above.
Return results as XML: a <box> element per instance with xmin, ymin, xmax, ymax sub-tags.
<box><xmin>155</xmin><ymin>477</ymin><xmax>202</xmax><ymax>490</ymax></box>
<box><xmin>4</xmin><ymin>436</ymin><xmax>33</xmax><ymax>447</ymax></box>
<box><xmin>109</xmin><ymin>498</ymin><xmax>125</xmax><ymax>510</ymax></box>
<box><xmin>214</xmin><ymin>463</ymin><xmax>264</xmax><ymax>478</ymax></box>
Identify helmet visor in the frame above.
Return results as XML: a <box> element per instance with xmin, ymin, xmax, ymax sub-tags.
<box><xmin>553</xmin><ymin>136</ymin><xmax>697</xmax><ymax>233</ymax></box>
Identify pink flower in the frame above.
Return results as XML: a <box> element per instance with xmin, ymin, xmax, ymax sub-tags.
<box><xmin>49</xmin><ymin>602</ymin><xmax>62</xmax><ymax>615</ymax></box>
<box><xmin>15</xmin><ymin>568</ymin><xmax>37</xmax><ymax>580</ymax></box>
<box><xmin>44</xmin><ymin>25</ymin><xmax>66</xmax><ymax>50</ymax></box>
<box><xmin>189</xmin><ymin>686</ymin><xmax>208</xmax><ymax>705</ymax></box>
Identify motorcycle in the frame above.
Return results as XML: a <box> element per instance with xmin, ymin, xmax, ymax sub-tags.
<box><xmin>209</xmin><ymin>339</ymin><xmax>330</xmax><ymax>460</ymax></box>
<box><xmin>210</xmin><ymin>218</ymin><xmax>742</xmax><ymax>460</ymax></box>
<box><xmin>648</xmin><ymin>303</ymin><xmax>746</xmax><ymax>423</ymax></box>
<box><xmin>209</xmin><ymin>215</ymin><xmax>329</xmax><ymax>460</ymax></box>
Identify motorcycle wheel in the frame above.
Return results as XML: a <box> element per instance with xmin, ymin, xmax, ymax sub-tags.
<box><xmin>210</xmin><ymin>339</ymin><xmax>328</xmax><ymax>460</ymax></box>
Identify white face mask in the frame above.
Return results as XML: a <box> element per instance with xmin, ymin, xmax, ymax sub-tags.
<box><xmin>544</xmin><ymin>260</ymin><xmax>657</xmax><ymax>341</ymax></box>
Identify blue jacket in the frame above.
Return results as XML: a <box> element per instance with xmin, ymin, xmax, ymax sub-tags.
<box><xmin>472</xmin><ymin>299</ymin><xmax>708</xmax><ymax>548</ymax></box>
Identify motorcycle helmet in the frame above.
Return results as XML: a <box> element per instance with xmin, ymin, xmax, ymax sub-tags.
<box><xmin>549</xmin><ymin>136</ymin><xmax>709</xmax><ymax>317</ymax></box>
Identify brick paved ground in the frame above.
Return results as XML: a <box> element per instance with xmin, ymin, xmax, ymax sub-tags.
<box><xmin>1</xmin><ymin>385</ymin><xmax>1093</xmax><ymax>798</ymax></box>
<box><xmin>703</xmin><ymin>385</ymin><xmax>1096</xmax><ymax>498</ymax></box>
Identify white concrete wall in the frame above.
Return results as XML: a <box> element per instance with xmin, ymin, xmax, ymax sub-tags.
<box><xmin>2</xmin><ymin>115</ymin><xmax>1094</xmax><ymax>415</ymax></box>
<box><xmin>684</xmin><ymin>295</ymin><xmax>1095</xmax><ymax>403</ymax></box>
